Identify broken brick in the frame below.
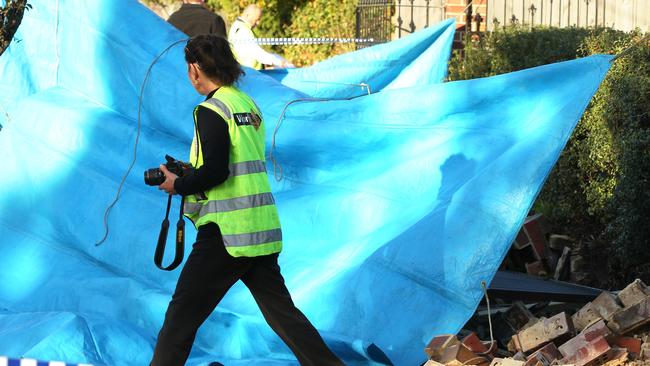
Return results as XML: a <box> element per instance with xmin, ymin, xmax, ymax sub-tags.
<box><xmin>617</xmin><ymin>279</ymin><xmax>650</xmax><ymax>308</ymax></box>
<box><xmin>526</xmin><ymin>261</ymin><xmax>546</xmax><ymax>277</ymax></box>
<box><xmin>508</xmin><ymin>244</ymin><xmax>538</xmax><ymax>271</ymax></box>
<box><xmin>591</xmin><ymin>291</ymin><xmax>622</xmax><ymax>321</ymax></box>
<box><xmin>523</xmin><ymin>214</ymin><xmax>549</xmax><ymax>260</ymax></box>
<box><xmin>512</xmin><ymin>352</ymin><xmax>526</xmax><ymax>361</ymax></box>
<box><xmin>490</xmin><ymin>358</ymin><xmax>525</xmax><ymax>366</ymax></box>
<box><xmin>525</xmin><ymin>342</ymin><xmax>563</xmax><ymax>366</ymax></box>
<box><xmin>513</xmin><ymin>312</ymin><xmax>573</xmax><ymax>353</ymax></box>
<box><xmin>425</xmin><ymin>334</ymin><xmax>459</xmax><ymax>359</ymax></box>
<box><xmin>513</xmin><ymin>214</ymin><xmax>550</xmax><ymax>258</ymax></box>
<box><xmin>615</xmin><ymin>336</ymin><xmax>641</xmax><ymax>355</ymax></box>
<box><xmin>559</xmin><ymin>320</ymin><xmax>611</xmax><ymax>359</ymax></box>
<box><xmin>463</xmin><ymin>332</ymin><xmax>489</xmax><ymax>354</ymax></box>
<box><xmin>503</xmin><ymin>302</ymin><xmax>537</xmax><ymax>331</ymax></box>
<box><xmin>554</xmin><ymin>246</ymin><xmax>571</xmax><ymax>281</ymax></box>
<box><xmin>559</xmin><ymin>335</ymin><xmax>612</xmax><ymax>366</ymax></box>
<box><xmin>423</xmin><ymin>361</ymin><xmax>446</xmax><ymax>366</ymax></box>
<box><xmin>514</xmin><ymin>228</ymin><xmax>532</xmax><ymax>250</ymax></box>
<box><xmin>548</xmin><ymin>234</ymin><xmax>573</xmax><ymax>251</ymax></box>
<box><xmin>580</xmin><ymin>320</ymin><xmax>612</xmax><ymax>341</ymax></box>
<box><xmin>608</xmin><ymin>295</ymin><xmax>650</xmax><ymax>334</ymax></box>
<box><xmin>481</xmin><ymin>340</ymin><xmax>498</xmax><ymax>358</ymax></box>
<box><xmin>558</xmin><ymin>321</ymin><xmax>613</xmax><ymax>366</ymax></box>
<box><xmin>438</xmin><ymin>343</ymin><xmax>487</xmax><ymax>366</ymax></box>
<box><xmin>571</xmin><ymin>302</ymin><xmax>603</xmax><ymax>333</ymax></box>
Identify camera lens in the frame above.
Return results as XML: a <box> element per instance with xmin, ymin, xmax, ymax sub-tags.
<box><xmin>144</xmin><ymin>168</ymin><xmax>166</xmax><ymax>186</ymax></box>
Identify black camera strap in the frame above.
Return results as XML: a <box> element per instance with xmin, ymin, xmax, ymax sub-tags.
<box><xmin>154</xmin><ymin>194</ymin><xmax>185</xmax><ymax>271</ymax></box>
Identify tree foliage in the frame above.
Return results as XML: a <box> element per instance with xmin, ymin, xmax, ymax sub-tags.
<box><xmin>283</xmin><ymin>0</ymin><xmax>356</xmax><ymax>66</ymax></box>
<box><xmin>449</xmin><ymin>26</ymin><xmax>650</xmax><ymax>288</ymax></box>
<box><xmin>0</xmin><ymin>0</ymin><xmax>30</xmax><ymax>56</ymax></box>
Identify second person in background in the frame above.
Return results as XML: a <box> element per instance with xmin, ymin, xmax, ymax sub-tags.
<box><xmin>228</xmin><ymin>4</ymin><xmax>294</xmax><ymax>70</ymax></box>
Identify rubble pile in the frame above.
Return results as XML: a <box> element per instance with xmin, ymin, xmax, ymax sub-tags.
<box><xmin>423</xmin><ymin>280</ymin><xmax>650</xmax><ymax>366</ymax></box>
<box><xmin>504</xmin><ymin>213</ymin><xmax>581</xmax><ymax>281</ymax></box>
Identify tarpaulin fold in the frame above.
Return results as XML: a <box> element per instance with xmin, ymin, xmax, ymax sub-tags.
<box><xmin>261</xmin><ymin>18</ymin><xmax>456</xmax><ymax>98</ymax></box>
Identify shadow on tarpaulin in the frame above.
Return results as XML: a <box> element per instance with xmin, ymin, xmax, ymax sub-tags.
<box><xmin>0</xmin><ymin>0</ymin><xmax>612</xmax><ymax>365</ymax></box>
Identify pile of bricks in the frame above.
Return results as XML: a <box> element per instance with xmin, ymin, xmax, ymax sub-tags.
<box><xmin>423</xmin><ymin>279</ymin><xmax>650</xmax><ymax>366</ymax></box>
<box><xmin>505</xmin><ymin>213</ymin><xmax>579</xmax><ymax>281</ymax></box>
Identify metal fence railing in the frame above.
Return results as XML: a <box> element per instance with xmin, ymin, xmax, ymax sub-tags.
<box><xmin>355</xmin><ymin>0</ymin><xmax>394</xmax><ymax>49</ymax></box>
<box><xmin>487</xmin><ymin>0</ymin><xmax>649</xmax><ymax>32</ymax></box>
<box><xmin>355</xmin><ymin>0</ymin><xmax>448</xmax><ymax>48</ymax></box>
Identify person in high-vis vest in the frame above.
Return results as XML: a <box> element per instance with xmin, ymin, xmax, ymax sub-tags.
<box><xmin>150</xmin><ymin>35</ymin><xmax>343</xmax><ymax>366</ymax></box>
<box><xmin>228</xmin><ymin>4</ymin><xmax>293</xmax><ymax>70</ymax></box>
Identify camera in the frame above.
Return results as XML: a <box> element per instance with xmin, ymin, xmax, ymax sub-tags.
<box><xmin>144</xmin><ymin>155</ymin><xmax>191</xmax><ymax>186</ymax></box>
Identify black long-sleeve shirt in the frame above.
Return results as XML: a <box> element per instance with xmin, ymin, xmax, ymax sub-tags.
<box><xmin>174</xmin><ymin>89</ymin><xmax>230</xmax><ymax>196</ymax></box>
<box><xmin>174</xmin><ymin>89</ymin><xmax>230</xmax><ymax>239</ymax></box>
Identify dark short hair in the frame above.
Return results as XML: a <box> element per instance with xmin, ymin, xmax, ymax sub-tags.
<box><xmin>184</xmin><ymin>35</ymin><xmax>244</xmax><ymax>86</ymax></box>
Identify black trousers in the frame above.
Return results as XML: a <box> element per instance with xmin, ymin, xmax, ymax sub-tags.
<box><xmin>150</xmin><ymin>234</ymin><xmax>344</xmax><ymax>366</ymax></box>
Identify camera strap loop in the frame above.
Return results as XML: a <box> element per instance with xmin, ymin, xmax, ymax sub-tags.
<box><xmin>154</xmin><ymin>194</ymin><xmax>185</xmax><ymax>271</ymax></box>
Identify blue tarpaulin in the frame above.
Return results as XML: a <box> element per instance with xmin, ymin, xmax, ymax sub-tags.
<box><xmin>0</xmin><ymin>1</ymin><xmax>612</xmax><ymax>365</ymax></box>
<box><xmin>261</xmin><ymin>18</ymin><xmax>456</xmax><ymax>98</ymax></box>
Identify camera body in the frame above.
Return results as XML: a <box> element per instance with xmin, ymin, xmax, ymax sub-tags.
<box><xmin>144</xmin><ymin>155</ymin><xmax>191</xmax><ymax>186</ymax></box>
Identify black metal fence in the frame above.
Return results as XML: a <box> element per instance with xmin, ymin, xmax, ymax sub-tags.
<box><xmin>355</xmin><ymin>0</ymin><xmax>448</xmax><ymax>48</ymax></box>
<box><xmin>355</xmin><ymin>0</ymin><xmax>394</xmax><ymax>49</ymax></box>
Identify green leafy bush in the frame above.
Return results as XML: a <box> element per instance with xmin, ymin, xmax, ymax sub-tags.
<box><xmin>282</xmin><ymin>0</ymin><xmax>356</xmax><ymax>66</ymax></box>
<box><xmin>450</xmin><ymin>26</ymin><xmax>650</xmax><ymax>288</ymax></box>
<box><xmin>449</xmin><ymin>26</ymin><xmax>596</xmax><ymax>79</ymax></box>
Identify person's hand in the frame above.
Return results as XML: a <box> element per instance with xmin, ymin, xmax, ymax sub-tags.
<box><xmin>158</xmin><ymin>164</ymin><xmax>178</xmax><ymax>195</ymax></box>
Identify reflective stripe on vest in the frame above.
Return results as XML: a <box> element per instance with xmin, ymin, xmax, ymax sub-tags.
<box><xmin>184</xmin><ymin>86</ymin><xmax>282</xmax><ymax>257</ymax></box>
<box><xmin>184</xmin><ymin>192</ymin><xmax>275</xmax><ymax>216</ymax></box>
<box><xmin>204</xmin><ymin>98</ymin><xmax>231</xmax><ymax>119</ymax></box>
<box><xmin>223</xmin><ymin>228</ymin><xmax>282</xmax><ymax>247</ymax></box>
<box><xmin>230</xmin><ymin>160</ymin><xmax>266</xmax><ymax>176</ymax></box>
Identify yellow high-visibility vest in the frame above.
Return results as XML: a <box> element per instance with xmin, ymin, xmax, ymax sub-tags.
<box><xmin>183</xmin><ymin>86</ymin><xmax>282</xmax><ymax>257</ymax></box>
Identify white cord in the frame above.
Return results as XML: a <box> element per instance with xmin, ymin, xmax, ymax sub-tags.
<box><xmin>481</xmin><ymin>281</ymin><xmax>495</xmax><ymax>344</ymax></box>
<box><xmin>95</xmin><ymin>38</ymin><xmax>188</xmax><ymax>246</ymax></box>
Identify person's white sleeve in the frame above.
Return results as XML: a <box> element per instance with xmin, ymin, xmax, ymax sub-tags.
<box><xmin>230</xmin><ymin>26</ymin><xmax>285</xmax><ymax>67</ymax></box>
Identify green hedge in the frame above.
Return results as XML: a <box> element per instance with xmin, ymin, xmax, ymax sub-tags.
<box><xmin>450</xmin><ymin>26</ymin><xmax>650</xmax><ymax>288</ymax></box>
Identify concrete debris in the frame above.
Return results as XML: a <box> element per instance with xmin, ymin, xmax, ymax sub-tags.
<box><xmin>572</xmin><ymin>302</ymin><xmax>604</xmax><ymax>333</ymax></box>
<box><xmin>592</xmin><ymin>292</ymin><xmax>624</xmax><ymax>321</ymax></box>
<box><xmin>608</xmin><ymin>296</ymin><xmax>650</xmax><ymax>334</ymax></box>
<box><xmin>424</xmin><ymin>279</ymin><xmax>650</xmax><ymax>366</ymax></box>
<box><xmin>618</xmin><ymin>280</ymin><xmax>650</xmax><ymax>308</ymax></box>
<box><xmin>554</xmin><ymin>246</ymin><xmax>572</xmax><ymax>281</ymax></box>
<box><xmin>513</xmin><ymin>312</ymin><xmax>573</xmax><ymax>352</ymax></box>
<box><xmin>548</xmin><ymin>234</ymin><xmax>574</xmax><ymax>251</ymax></box>
<box><xmin>506</xmin><ymin>213</ymin><xmax>579</xmax><ymax>282</ymax></box>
